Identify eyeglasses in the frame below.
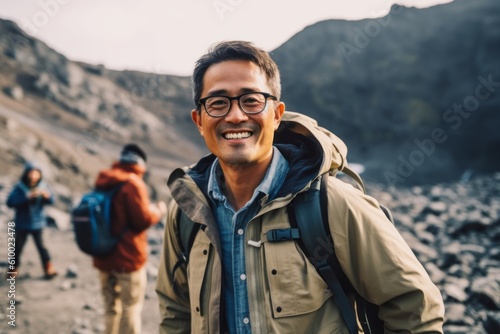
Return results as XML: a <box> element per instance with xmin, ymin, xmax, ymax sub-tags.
<box><xmin>198</xmin><ymin>92</ymin><xmax>277</xmax><ymax>118</ymax></box>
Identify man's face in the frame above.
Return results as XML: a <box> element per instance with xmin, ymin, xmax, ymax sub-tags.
<box><xmin>192</xmin><ymin>60</ymin><xmax>285</xmax><ymax>168</ymax></box>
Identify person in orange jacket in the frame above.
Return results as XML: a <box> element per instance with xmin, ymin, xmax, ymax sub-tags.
<box><xmin>93</xmin><ymin>143</ymin><xmax>166</xmax><ymax>334</ymax></box>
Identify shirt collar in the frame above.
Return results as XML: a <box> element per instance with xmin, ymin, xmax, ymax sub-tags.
<box><xmin>207</xmin><ymin>146</ymin><xmax>289</xmax><ymax>206</ymax></box>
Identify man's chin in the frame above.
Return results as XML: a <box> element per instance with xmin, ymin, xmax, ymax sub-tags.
<box><xmin>219</xmin><ymin>153</ymin><xmax>253</xmax><ymax>167</ymax></box>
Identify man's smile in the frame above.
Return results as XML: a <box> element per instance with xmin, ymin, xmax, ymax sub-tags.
<box><xmin>222</xmin><ymin>131</ymin><xmax>253</xmax><ymax>140</ymax></box>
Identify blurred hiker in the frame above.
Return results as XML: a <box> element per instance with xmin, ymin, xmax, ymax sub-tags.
<box><xmin>156</xmin><ymin>41</ymin><xmax>445</xmax><ymax>333</ymax></box>
<box><xmin>7</xmin><ymin>161</ymin><xmax>57</xmax><ymax>279</ymax></box>
<box><xmin>93</xmin><ymin>143</ymin><xmax>167</xmax><ymax>334</ymax></box>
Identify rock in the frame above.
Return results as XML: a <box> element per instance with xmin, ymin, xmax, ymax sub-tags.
<box><xmin>460</xmin><ymin>243</ymin><xmax>487</xmax><ymax>256</ymax></box>
<box><xmin>82</xmin><ymin>303</ymin><xmax>94</xmax><ymax>311</ymax></box>
<box><xmin>146</xmin><ymin>263</ymin><xmax>158</xmax><ymax>281</ymax></box>
<box><xmin>424</xmin><ymin>262</ymin><xmax>446</xmax><ymax>284</ymax></box>
<box><xmin>394</xmin><ymin>213</ymin><xmax>414</xmax><ymax>229</ymax></box>
<box><xmin>430</xmin><ymin>185</ymin><xmax>444</xmax><ymax>199</ymax></box>
<box><xmin>414</xmin><ymin>222</ymin><xmax>436</xmax><ymax>244</ymax></box>
<box><xmin>34</xmin><ymin>72</ymin><xmax>60</xmax><ymax>99</ymax></box>
<box><xmin>45</xmin><ymin>206</ymin><xmax>71</xmax><ymax>230</ymax></box>
<box><xmin>94</xmin><ymin>322</ymin><xmax>106</xmax><ymax>333</ymax></box>
<box><xmin>66</xmin><ymin>264</ymin><xmax>78</xmax><ymax>278</ymax></box>
<box><xmin>60</xmin><ymin>280</ymin><xmax>74</xmax><ymax>291</ymax></box>
<box><xmin>422</xmin><ymin>201</ymin><xmax>447</xmax><ymax>216</ymax></box>
<box><xmin>81</xmin><ymin>63</ymin><xmax>105</xmax><ymax>75</ymax></box>
<box><xmin>423</xmin><ymin>214</ymin><xmax>444</xmax><ymax>235</ymax></box>
<box><xmin>148</xmin><ymin>236</ymin><xmax>162</xmax><ymax>246</ymax></box>
<box><xmin>484</xmin><ymin>312</ymin><xmax>500</xmax><ymax>334</ymax></box>
<box><xmin>471</xmin><ymin>277</ymin><xmax>500</xmax><ymax>310</ymax></box>
<box><xmin>442</xmin><ymin>242</ymin><xmax>462</xmax><ymax>268</ymax></box>
<box><xmin>411</xmin><ymin>186</ymin><xmax>423</xmax><ymax>195</ymax></box>
<box><xmin>0</xmin><ymin>116</ymin><xmax>19</xmax><ymax>132</ymax></box>
<box><xmin>444</xmin><ymin>283</ymin><xmax>469</xmax><ymax>303</ymax></box>
<box><xmin>403</xmin><ymin>235</ymin><xmax>438</xmax><ymax>262</ymax></box>
<box><xmin>3</xmin><ymin>85</ymin><xmax>24</xmax><ymax>101</ymax></box>
<box><xmin>448</xmin><ymin>216</ymin><xmax>490</xmax><ymax>236</ymax></box>
<box><xmin>443</xmin><ymin>325</ymin><xmax>488</xmax><ymax>334</ymax></box>
<box><xmin>445</xmin><ymin>303</ymin><xmax>471</xmax><ymax>325</ymax></box>
<box><xmin>487</xmin><ymin>267</ymin><xmax>500</xmax><ymax>280</ymax></box>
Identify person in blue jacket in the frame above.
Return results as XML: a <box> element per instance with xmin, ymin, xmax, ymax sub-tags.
<box><xmin>7</xmin><ymin>162</ymin><xmax>58</xmax><ymax>279</ymax></box>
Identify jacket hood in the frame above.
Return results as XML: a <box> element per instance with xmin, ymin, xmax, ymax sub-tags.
<box><xmin>277</xmin><ymin>111</ymin><xmax>348</xmax><ymax>172</ymax></box>
<box><xmin>95</xmin><ymin>162</ymin><xmax>146</xmax><ymax>189</ymax></box>
<box><xmin>20</xmin><ymin>161</ymin><xmax>43</xmax><ymax>187</ymax></box>
<box><xmin>273</xmin><ymin>111</ymin><xmax>348</xmax><ymax>195</ymax></box>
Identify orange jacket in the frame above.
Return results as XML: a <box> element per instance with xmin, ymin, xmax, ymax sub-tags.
<box><xmin>93</xmin><ymin>162</ymin><xmax>160</xmax><ymax>273</ymax></box>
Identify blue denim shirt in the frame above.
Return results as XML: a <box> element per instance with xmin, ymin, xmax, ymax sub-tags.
<box><xmin>207</xmin><ymin>147</ymin><xmax>289</xmax><ymax>334</ymax></box>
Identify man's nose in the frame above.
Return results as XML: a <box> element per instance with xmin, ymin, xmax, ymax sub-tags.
<box><xmin>224</xmin><ymin>99</ymin><xmax>248</xmax><ymax>122</ymax></box>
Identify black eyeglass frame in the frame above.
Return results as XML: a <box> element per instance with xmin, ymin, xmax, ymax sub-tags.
<box><xmin>198</xmin><ymin>92</ymin><xmax>278</xmax><ymax>118</ymax></box>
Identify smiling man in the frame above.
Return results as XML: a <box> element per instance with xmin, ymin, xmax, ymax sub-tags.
<box><xmin>191</xmin><ymin>58</ymin><xmax>284</xmax><ymax>210</ymax></box>
<box><xmin>156</xmin><ymin>41</ymin><xmax>444</xmax><ymax>334</ymax></box>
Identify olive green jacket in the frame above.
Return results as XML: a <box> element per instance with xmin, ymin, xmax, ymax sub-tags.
<box><xmin>156</xmin><ymin>111</ymin><xmax>445</xmax><ymax>333</ymax></box>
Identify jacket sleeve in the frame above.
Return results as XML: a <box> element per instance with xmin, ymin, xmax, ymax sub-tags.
<box><xmin>326</xmin><ymin>177</ymin><xmax>445</xmax><ymax>333</ymax></box>
<box><xmin>6</xmin><ymin>186</ymin><xmax>29</xmax><ymax>208</ymax></box>
<box><xmin>123</xmin><ymin>177</ymin><xmax>160</xmax><ymax>232</ymax></box>
<box><xmin>42</xmin><ymin>184</ymin><xmax>55</xmax><ymax>205</ymax></box>
<box><xmin>156</xmin><ymin>200</ymin><xmax>191</xmax><ymax>334</ymax></box>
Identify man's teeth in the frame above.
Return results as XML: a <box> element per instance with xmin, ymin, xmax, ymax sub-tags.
<box><xmin>224</xmin><ymin>132</ymin><xmax>251</xmax><ymax>139</ymax></box>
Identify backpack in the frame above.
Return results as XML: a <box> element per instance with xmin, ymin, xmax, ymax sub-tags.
<box><xmin>176</xmin><ymin>171</ymin><xmax>393</xmax><ymax>334</ymax></box>
<box><xmin>71</xmin><ymin>183</ymin><xmax>126</xmax><ymax>256</ymax></box>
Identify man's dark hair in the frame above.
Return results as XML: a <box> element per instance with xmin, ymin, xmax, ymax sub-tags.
<box><xmin>192</xmin><ymin>41</ymin><xmax>281</xmax><ymax>111</ymax></box>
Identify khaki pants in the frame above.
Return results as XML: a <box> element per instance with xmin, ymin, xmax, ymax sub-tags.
<box><xmin>99</xmin><ymin>267</ymin><xmax>147</xmax><ymax>334</ymax></box>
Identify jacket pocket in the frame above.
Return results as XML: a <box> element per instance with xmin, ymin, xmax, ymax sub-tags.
<box><xmin>263</xmin><ymin>240</ymin><xmax>333</xmax><ymax>318</ymax></box>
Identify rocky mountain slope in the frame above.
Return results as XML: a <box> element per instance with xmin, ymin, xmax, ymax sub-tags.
<box><xmin>0</xmin><ymin>17</ymin><xmax>205</xmax><ymax>210</ymax></box>
<box><xmin>272</xmin><ymin>0</ymin><xmax>500</xmax><ymax>184</ymax></box>
<box><xmin>0</xmin><ymin>17</ymin><xmax>203</xmax><ymax>167</ymax></box>
<box><xmin>1</xmin><ymin>0</ymin><xmax>499</xmax><ymax>188</ymax></box>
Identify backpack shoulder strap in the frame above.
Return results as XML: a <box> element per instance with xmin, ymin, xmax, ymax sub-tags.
<box><xmin>171</xmin><ymin>208</ymin><xmax>201</xmax><ymax>277</ymax></box>
<box><xmin>290</xmin><ymin>174</ymin><xmax>385</xmax><ymax>334</ymax></box>
<box><xmin>107</xmin><ymin>181</ymin><xmax>131</xmax><ymax>236</ymax></box>
<box><xmin>289</xmin><ymin>174</ymin><xmax>359</xmax><ymax>334</ymax></box>
<box><xmin>177</xmin><ymin>208</ymin><xmax>200</xmax><ymax>260</ymax></box>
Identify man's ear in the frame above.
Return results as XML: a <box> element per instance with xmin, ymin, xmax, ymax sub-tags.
<box><xmin>273</xmin><ymin>102</ymin><xmax>285</xmax><ymax>130</ymax></box>
<box><xmin>191</xmin><ymin>109</ymin><xmax>204</xmax><ymax>136</ymax></box>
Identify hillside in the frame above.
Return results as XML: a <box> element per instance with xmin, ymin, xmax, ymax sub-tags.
<box><xmin>1</xmin><ymin>0</ymin><xmax>499</xmax><ymax>188</ymax></box>
<box><xmin>0</xmin><ymin>18</ymin><xmax>206</xmax><ymax>209</ymax></box>
<box><xmin>0</xmin><ymin>17</ymin><xmax>203</xmax><ymax>162</ymax></box>
<box><xmin>272</xmin><ymin>0</ymin><xmax>500</xmax><ymax>184</ymax></box>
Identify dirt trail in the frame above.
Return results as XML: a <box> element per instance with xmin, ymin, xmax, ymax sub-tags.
<box><xmin>0</xmin><ymin>225</ymin><xmax>163</xmax><ymax>334</ymax></box>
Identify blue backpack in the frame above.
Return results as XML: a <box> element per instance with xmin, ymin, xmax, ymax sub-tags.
<box><xmin>71</xmin><ymin>183</ymin><xmax>126</xmax><ymax>256</ymax></box>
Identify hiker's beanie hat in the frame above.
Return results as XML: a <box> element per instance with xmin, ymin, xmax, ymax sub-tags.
<box><xmin>120</xmin><ymin>143</ymin><xmax>147</xmax><ymax>166</ymax></box>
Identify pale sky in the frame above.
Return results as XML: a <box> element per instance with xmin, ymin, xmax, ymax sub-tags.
<box><xmin>0</xmin><ymin>0</ymin><xmax>452</xmax><ymax>76</ymax></box>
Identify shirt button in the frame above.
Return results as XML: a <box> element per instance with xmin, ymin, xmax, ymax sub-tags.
<box><xmin>240</xmin><ymin>274</ymin><xmax>246</xmax><ymax>280</ymax></box>
<box><xmin>237</xmin><ymin>229</ymin><xmax>244</xmax><ymax>235</ymax></box>
<box><xmin>243</xmin><ymin>317</ymin><xmax>250</xmax><ymax>324</ymax></box>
